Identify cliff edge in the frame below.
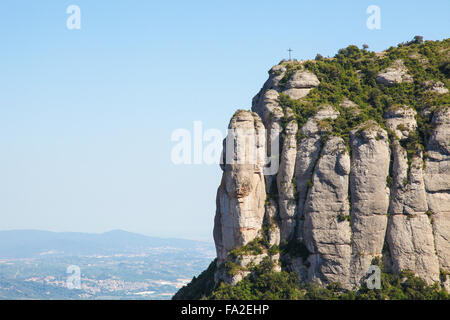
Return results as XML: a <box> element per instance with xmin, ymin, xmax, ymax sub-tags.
<box><xmin>174</xmin><ymin>38</ymin><xmax>450</xmax><ymax>300</ymax></box>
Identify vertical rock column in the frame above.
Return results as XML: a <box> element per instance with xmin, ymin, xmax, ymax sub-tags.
<box><xmin>295</xmin><ymin>106</ymin><xmax>339</xmax><ymax>242</ymax></box>
<box><xmin>349</xmin><ymin>121</ymin><xmax>390</xmax><ymax>288</ymax></box>
<box><xmin>424</xmin><ymin>107</ymin><xmax>450</xmax><ymax>289</ymax></box>
<box><xmin>213</xmin><ymin>111</ymin><xmax>267</xmax><ymax>266</ymax></box>
<box><xmin>303</xmin><ymin>136</ymin><xmax>352</xmax><ymax>288</ymax></box>
<box><xmin>385</xmin><ymin>105</ymin><xmax>440</xmax><ymax>285</ymax></box>
<box><xmin>277</xmin><ymin>120</ymin><xmax>298</xmax><ymax>241</ymax></box>
<box><xmin>251</xmin><ymin>67</ymin><xmax>322</xmax><ymax>245</ymax></box>
<box><xmin>252</xmin><ymin>89</ymin><xmax>284</xmax><ymax>246</ymax></box>
<box><xmin>253</xmin><ymin>89</ymin><xmax>284</xmax><ymax>190</ymax></box>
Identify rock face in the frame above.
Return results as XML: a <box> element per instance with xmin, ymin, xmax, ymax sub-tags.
<box><xmin>384</xmin><ymin>105</ymin><xmax>417</xmax><ymax>140</ymax></box>
<box><xmin>422</xmin><ymin>80</ymin><xmax>449</xmax><ymax>94</ymax></box>
<box><xmin>376</xmin><ymin>59</ymin><xmax>413</xmax><ymax>86</ymax></box>
<box><xmin>424</xmin><ymin>107</ymin><xmax>450</xmax><ymax>289</ymax></box>
<box><xmin>349</xmin><ymin>121</ymin><xmax>390</xmax><ymax>288</ymax></box>
<box><xmin>282</xmin><ymin>70</ymin><xmax>320</xmax><ymax>100</ymax></box>
<box><xmin>277</xmin><ymin>120</ymin><xmax>298</xmax><ymax>241</ymax></box>
<box><xmin>212</xmin><ymin>60</ymin><xmax>450</xmax><ymax>290</ymax></box>
<box><xmin>303</xmin><ymin>136</ymin><xmax>352</xmax><ymax>288</ymax></box>
<box><xmin>213</xmin><ymin>110</ymin><xmax>267</xmax><ymax>267</ymax></box>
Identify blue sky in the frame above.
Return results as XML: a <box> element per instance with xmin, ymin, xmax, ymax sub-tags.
<box><xmin>0</xmin><ymin>0</ymin><xmax>448</xmax><ymax>241</ymax></box>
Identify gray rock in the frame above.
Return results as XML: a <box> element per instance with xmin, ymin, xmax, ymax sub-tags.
<box><xmin>295</xmin><ymin>136</ymin><xmax>322</xmax><ymax>229</ymax></box>
<box><xmin>285</xmin><ymin>70</ymin><xmax>320</xmax><ymax>89</ymax></box>
<box><xmin>389</xmin><ymin>141</ymin><xmax>428</xmax><ymax>215</ymax></box>
<box><xmin>315</xmin><ymin>104</ymin><xmax>340</xmax><ymax>120</ymax></box>
<box><xmin>386</xmin><ymin>107</ymin><xmax>428</xmax><ymax>217</ymax></box>
<box><xmin>422</xmin><ymin>80</ymin><xmax>449</xmax><ymax>94</ymax></box>
<box><xmin>424</xmin><ymin>107</ymin><xmax>450</xmax><ymax>213</ymax></box>
<box><xmin>282</xmin><ymin>88</ymin><xmax>313</xmax><ymax>100</ymax></box>
<box><xmin>424</xmin><ymin>106</ymin><xmax>450</xmax><ymax>281</ymax></box>
<box><xmin>282</xmin><ymin>70</ymin><xmax>320</xmax><ymax>100</ymax></box>
<box><xmin>303</xmin><ymin>136</ymin><xmax>352</xmax><ymax>288</ymax></box>
<box><xmin>376</xmin><ymin>59</ymin><xmax>413</xmax><ymax>86</ymax></box>
<box><xmin>264</xmin><ymin>199</ymin><xmax>281</xmax><ymax>246</ymax></box>
<box><xmin>387</xmin><ymin>214</ymin><xmax>440</xmax><ymax>285</ymax></box>
<box><xmin>384</xmin><ymin>105</ymin><xmax>417</xmax><ymax>141</ymax></box>
<box><xmin>349</xmin><ymin>121</ymin><xmax>390</xmax><ymax>287</ymax></box>
<box><xmin>212</xmin><ymin>63</ymin><xmax>450</xmax><ymax>290</ymax></box>
<box><xmin>251</xmin><ymin>89</ymin><xmax>283</xmax><ymax>192</ymax></box>
<box><xmin>350</xmin><ymin>121</ymin><xmax>391</xmax><ymax>217</ymax></box>
<box><xmin>277</xmin><ymin>121</ymin><xmax>299</xmax><ymax>241</ymax></box>
<box><xmin>295</xmin><ymin>106</ymin><xmax>340</xmax><ymax>241</ymax></box>
<box><xmin>214</xmin><ymin>111</ymin><xmax>267</xmax><ymax>267</ymax></box>
<box><xmin>433</xmin><ymin>212</ymin><xmax>450</xmax><ymax>271</ymax></box>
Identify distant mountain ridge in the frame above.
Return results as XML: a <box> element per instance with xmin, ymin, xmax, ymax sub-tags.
<box><xmin>0</xmin><ymin>229</ymin><xmax>214</xmax><ymax>259</ymax></box>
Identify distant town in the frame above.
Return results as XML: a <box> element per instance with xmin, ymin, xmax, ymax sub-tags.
<box><xmin>0</xmin><ymin>230</ymin><xmax>215</xmax><ymax>299</ymax></box>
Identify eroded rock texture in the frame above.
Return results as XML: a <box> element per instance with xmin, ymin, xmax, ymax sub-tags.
<box><xmin>376</xmin><ymin>59</ymin><xmax>413</xmax><ymax>86</ymax></box>
<box><xmin>213</xmin><ymin>63</ymin><xmax>449</xmax><ymax>289</ymax></box>
<box><xmin>277</xmin><ymin>120</ymin><xmax>298</xmax><ymax>241</ymax></box>
<box><xmin>349</xmin><ymin>121</ymin><xmax>390</xmax><ymax>288</ymax></box>
<box><xmin>303</xmin><ymin>136</ymin><xmax>352</xmax><ymax>288</ymax></box>
<box><xmin>213</xmin><ymin>111</ymin><xmax>267</xmax><ymax>267</ymax></box>
<box><xmin>424</xmin><ymin>107</ymin><xmax>450</xmax><ymax>289</ymax></box>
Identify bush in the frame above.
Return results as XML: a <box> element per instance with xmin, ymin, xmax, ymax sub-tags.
<box><xmin>172</xmin><ymin>260</ymin><xmax>217</xmax><ymax>300</ymax></box>
<box><xmin>208</xmin><ymin>266</ymin><xmax>449</xmax><ymax>300</ymax></box>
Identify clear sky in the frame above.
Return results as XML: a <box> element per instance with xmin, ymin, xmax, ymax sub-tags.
<box><xmin>0</xmin><ymin>0</ymin><xmax>448</xmax><ymax>241</ymax></box>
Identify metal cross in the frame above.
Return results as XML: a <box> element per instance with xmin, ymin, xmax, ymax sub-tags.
<box><xmin>288</xmin><ymin>48</ymin><xmax>293</xmax><ymax>61</ymax></box>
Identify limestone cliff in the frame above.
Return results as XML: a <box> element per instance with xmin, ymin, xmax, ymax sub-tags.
<box><xmin>175</xmin><ymin>39</ymin><xmax>450</xmax><ymax>298</ymax></box>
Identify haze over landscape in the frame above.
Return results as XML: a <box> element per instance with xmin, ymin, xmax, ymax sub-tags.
<box><xmin>0</xmin><ymin>229</ymin><xmax>214</xmax><ymax>299</ymax></box>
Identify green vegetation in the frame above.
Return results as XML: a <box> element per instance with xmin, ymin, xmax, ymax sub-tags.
<box><xmin>279</xmin><ymin>239</ymin><xmax>310</xmax><ymax>262</ymax></box>
<box><xmin>440</xmin><ymin>269</ymin><xmax>449</xmax><ymax>283</ymax></box>
<box><xmin>266</xmin><ymin>179</ymin><xmax>279</xmax><ymax>202</ymax></box>
<box><xmin>278</xmin><ymin>93</ymin><xmax>316</xmax><ymax>129</ymax></box>
<box><xmin>176</xmin><ymin>250</ymin><xmax>449</xmax><ymax>300</ymax></box>
<box><xmin>268</xmin><ymin>244</ymin><xmax>280</xmax><ymax>256</ymax></box>
<box><xmin>214</xmin><ymin>255</ymin><xmax>449</xmax><ymax>300</ymax></box>
<box><xmin>278</xmin><ymin>38</ymin><xmax>449</xmax><ymax>152</ymax></box>
<box><xmin>172</xmin><ymin>259</ymin><xmax>218</xmax><ymax>300</ymax></box>
<box><xmin>224</xmin><ymin>260</ymin><xmax>246</xmax><ymax>277</ymax></box>
<box><xmin>386</xmin><ymin>175</ymin><xmax>394</xmax><ymax>188</ymax></box>
<box><xmin>201</xmin><ymin>257</ymin><xmax>449</xmax><ymax>300</ymax></box>
<box><xmin>400</xmin><ymin>130</ymin><xmax>424</xmax><ymax>179</ymax></box>
<box><xmin>229</xmin><ymin>237</ymin><xmax>267</xmax><ymax>259</ymax></box>
<box><xmin>211</xmin><ymin>257</ymin><xmax>304</xmax><ymax>300</ymax></box>
<box><xmin>291</xmin><ymin>177</ymin><xmax>298</xmax><ymax>200</ymax></box>
<box><xmin>337</xmin><ymin>212</ymin><xmax>352</xmax><ymax>224</ymax></box>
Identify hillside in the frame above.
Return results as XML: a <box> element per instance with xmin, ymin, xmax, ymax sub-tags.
<box><xmin>0</xmin><ymin>230</ymin><xmax>214</xmax><ymax>299</ymax></box>
<box><xmin>174</xmin><ymin>37</ymin><xmax>450</xmax><ymax>300</ymax></box>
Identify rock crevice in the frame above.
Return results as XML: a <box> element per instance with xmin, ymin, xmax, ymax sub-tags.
<box><xmin>213</xmin><ymin>59</ymin><xmax>449</xmax><ymax>289</ymax></box>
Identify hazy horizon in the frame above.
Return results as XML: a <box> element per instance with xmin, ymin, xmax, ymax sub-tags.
<box><xmin>0</xmin><ymin>228</ymin><xmax>214</xmax><ymax>242</ymax></box>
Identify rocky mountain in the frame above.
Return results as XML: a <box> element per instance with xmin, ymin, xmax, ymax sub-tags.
<box><xmin>174</xmin><ymin>38</ymin><xmax>450</xmax><ymax>300</ymax></box>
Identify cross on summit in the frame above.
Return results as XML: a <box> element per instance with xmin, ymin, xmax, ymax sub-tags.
<box><xmin>288</xmin><ymin>48</ymin><xmax>293</xmax><ymax>61</ymax></box>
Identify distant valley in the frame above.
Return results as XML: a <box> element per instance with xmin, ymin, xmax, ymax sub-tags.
<box><xmin>0</xmin><ymin>230</ymin><xmax>214</xmax><ymax>299</ymax></box>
